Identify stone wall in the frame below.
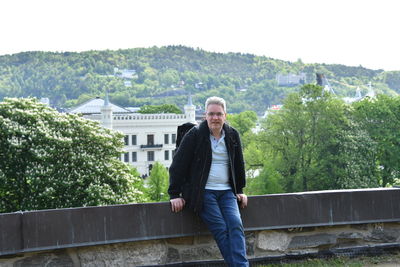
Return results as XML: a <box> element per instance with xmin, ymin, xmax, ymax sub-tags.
<box><xmin>1</xmin><ymin>222</ymin><xmax>400</xmax><ymax>266</ymax></box>
<box><xmin>1</xmin><ymin>188</ymin><xmax>400</xmax><ymax>266</ymax></box>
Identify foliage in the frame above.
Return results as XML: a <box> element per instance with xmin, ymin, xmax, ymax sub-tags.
<box><xmin>245</xmin><ymin>84</ymin><xmax>379</xmax><ymax>194</ymax></box>
<box><xmin>352</xmin><ymin>95</ymin><xmax>400</xmax><ymax>186</ymax></box>
<box><xmin>138</xmin><ymin>104</ymin><xmax>182</xmax><ymax>114</ymax></box>
<box><xmin>145</xmin><ymin>162</ymin><xmax>169</xmax><ymax>202</ymax></box>
<box><xmin>128</xmin><ymin>167</ymin><xmax>149</xmax><ymax>203</ymax></box>
<box><xmin>245</xmin><ymin>161</ymin><xmax>284</xmax><ymax>196</ymax></box>
<box><xmin>0</xmin><ymin>46</ymin><xmax>397</xmax><ymax>115</ymax></box>
<box><xmin>226</xmin><ymin>110</ymin><xmax>258</xmax><ymax>137</ymax></box>
<box><xmin>383</xmin><ymin>71</ymin><xmax>400</xmax><ymax>91</ymax></box>
<box><xmin>0</xmin><ymin>98</ymin><xmax>145</xmax><ymax>213</ymax></box>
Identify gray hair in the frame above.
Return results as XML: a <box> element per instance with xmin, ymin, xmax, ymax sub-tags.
<box><xmin>205</xmin><ymin>96</ymin><xmax>227</xmax><ymax>113</ymax></box>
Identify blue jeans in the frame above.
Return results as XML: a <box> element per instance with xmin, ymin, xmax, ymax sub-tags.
<box><xmin>200</xmin><ymin>189</ymin><xmax>249</xmax><ymax>267</ymax></box>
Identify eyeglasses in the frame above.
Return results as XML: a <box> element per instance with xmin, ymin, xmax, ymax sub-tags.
<box><xmin>206</xmin><ymin>112</ymin><xmax>225</xmax><ymax>118</ymax></box>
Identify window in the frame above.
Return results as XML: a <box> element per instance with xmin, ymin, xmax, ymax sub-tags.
<box><xmin>131</xmin><ymin>135</ymin><xmax>137</xmax><ymax>145</ymax></box>
<box><xmin>172</xmin><ymin>133</ymin><xmax>176</xmax><ymax>144</ymax></box>
<box><xmin>172</xmin><ymin>149</ymin><xmax>176</xmax><ymax>158</ymax></box>
<box><xmin>124</xmin><ymin>152</ymin><xmax>129</xmax><ymax>162</ymax></box>
<box><xmin>164</xmin><ymin>134</ymin><xmax>169</xmax><ymax>144</ymax></box>
<box><xmin>164</xmin><ymin>150</ymin><xmax>169</xmax><ymax>161</ymax></box>
<box><xmin>124</xmin><ymin>135</ymin><xmax>129</xmax><ymax>146</ymax></box>
<box><xmin>132</xmin><ymin>152</ymin><xmax>137</xmax><ymax>162</ymax></box>
<box><xmin>147</xmin><ymin>134</ymin><xmax>154</xmax><ymax>145</ymax></box>
<box><xmin>147</xmin><ymin>151</ymin><xmax>154</xmax><ymax>161</ymax></box>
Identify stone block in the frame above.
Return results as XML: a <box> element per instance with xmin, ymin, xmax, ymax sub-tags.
<box><xmin>245</xmin><ymin>232</ymin><xmax>255</xmax><ymax>256</ymax></box>
<box><xmin>257</xmin><ymin>231</ymin><xmax>290</xmax><ymax>252</ymax></box>
<box><xmin>334</xmin><ymin>232</ymin><xmax>365</xmax><ymax>247</ymax></box>
<box><xmin>338</xmin><ymin>232</ymin><xmax>364</xmax><ymax>240</ymax></box>
<box><xmin>285</xmin><ymin>227</ymin><xmax>316</xmax><ymax>233</ymax></box>
<box><xmin>166</xmin><ymin>247</ymin><xmax>180</xmax><ymax>263</ymax></box>
<box><xmin>166</xmin><ymin>236</ymin><xmax>194</xmax><ymax>245</ymax></box>
<box><xmin>77</xmin><ymin>240</ymin><xmax>167</xmax><ymax>266</ymax></box>
<box><xmin>13</xmin><ymin>252</ymin><xmax>73</xmax><ymax>267</ymax></box>
<box><xmin>350</xmin><ymin>223</ymin><xmax>369</xmax><ymax>231</ymax></box>
<box><xmin>288</xmin><ymin>233</ymin><xmax>337</xmax><ymax>249</ymax></box>
<box><xmin>195</xmin><ymin>234</ymin><xmax>215</xmax><ymax>245</ymax></box>
<box><xmin>180</xmin><ymin>244</ymin><xmax>221</xmax><ymax>261</ymax></box>
<box><xmin>365</xmin><ymin>228</ymin><xmax>400</xmax><ymax>243</ymax></box>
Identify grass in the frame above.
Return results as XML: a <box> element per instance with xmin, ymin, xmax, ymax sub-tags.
<box><xmin>258</xmin><ymin>252</ymin><xmax>400</xmax><ymax>266</ymax></box>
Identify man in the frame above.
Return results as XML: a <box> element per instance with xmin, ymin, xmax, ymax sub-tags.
<box><xmin>168</xmin><ymin>96</ymin><xmax>249</xmax><ymax>266</ymax></box>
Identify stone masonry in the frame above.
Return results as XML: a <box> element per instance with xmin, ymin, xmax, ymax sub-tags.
<box><xmin>1</xmin><ymin>222</ymin><xmax>400</xmax><ymax>267</ymax></box>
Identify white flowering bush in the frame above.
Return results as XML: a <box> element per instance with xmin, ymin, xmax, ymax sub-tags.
<box><xmin>0</xmin><ymin>98</ymin><xmax>145</xmax><ymax>213</ymax></box>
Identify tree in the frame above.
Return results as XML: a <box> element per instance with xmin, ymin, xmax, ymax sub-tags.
<box><xmin>352</xmin><ymin>95</ymin><xmax>400</xmax><ymax>186</ymax></box>
<box><xmin>226</xmin><ymin>110</ymin><xmax>258</xmax><ymax>150</ymax></box>
<box><xmin>0</xmin><ymin>98</ymin><xmax>145</xmax><ymax>213</ymax></box>
<box><xmin>146</xmin><ymin>162</ymin><xmax>169</xmax><ymax>202</ymax></box>
<box><xmin>383</xmin><ymin>71</ymin><xmax>400</xmax><ymax>92</ymax></box>
<box><xmin>226</xmin><ymin>110</ymin><xmax>258</xmax><ymax>137</ymax></box>
<box><xmin>255</xmin><ymin>84</ymin><xmax>378</xmax><ymax>193</ymax></box>
<box><xmin>138</xmin><ymin>104</ymin><xmax>182</xmax><ymax>114</ymax></box>
<box><xmin>0</xmin><ymin>46</ymin><xmax>392</xmax><ymax>116</ymax></box>
<box><xmin>245</xmin><ymin>161</ymin><xmax>284</xmax><ymax>196</ymax></box>
<box><xmin>334</xmin><ymin>121</ymin><xmax>379</xmax><ymax>189</ymax></box>
<box><xmin>159</xmin><ymin>69</ymin><xmax>180</xmax><ymax>87</ymax></box>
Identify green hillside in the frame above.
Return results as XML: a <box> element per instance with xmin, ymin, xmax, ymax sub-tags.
<box><xmin>0</xmin><ymin>46</ymin><xmax>398</xmax><ymax>114</ymax></box>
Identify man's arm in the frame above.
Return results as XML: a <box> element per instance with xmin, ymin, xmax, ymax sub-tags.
<box><xmin>168</xmin><ymin>128</ymin><xmax>197</xmax><ymax>211</ymax></box>
<box><xmin>231</xmin><ymin>128</ymin><xmax>248</xmax><ymax>209</ymax></box>
<box><xmin>233</xmin><ymin>129</ymin><xmax>246</xmax><ymax>193</ymax></box>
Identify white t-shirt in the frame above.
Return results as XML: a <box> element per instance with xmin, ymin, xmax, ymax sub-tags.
<box><xmin>205</xmin><ymin>131</ymin><xmax>231</xmax><ymax>190</ymax></box>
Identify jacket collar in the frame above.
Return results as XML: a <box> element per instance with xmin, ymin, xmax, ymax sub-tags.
<box><xmin>199</xmin><ymin>120</ymin><xmax>232</xmax><ymax>139</ymax></box>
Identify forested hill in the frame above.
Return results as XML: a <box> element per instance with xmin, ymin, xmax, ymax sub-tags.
<box><xmin>1</xmin><ymin>45</ymin><xmax>399</xmax><ymax>114</ymax></box>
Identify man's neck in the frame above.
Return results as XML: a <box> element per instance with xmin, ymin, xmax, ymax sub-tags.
<box><xmin>211</xmin><ymin>129</ymin><xmax>223</xmax><ymax>140</ymax></box>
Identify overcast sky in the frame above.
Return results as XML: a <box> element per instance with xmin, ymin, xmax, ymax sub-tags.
<box><xmin>1</xmin><ymin>0</ymin><xmax>399</xmax><ymax>71</ymax></box>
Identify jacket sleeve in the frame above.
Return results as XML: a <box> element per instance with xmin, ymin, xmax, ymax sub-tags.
<box><xmin>168</xmin><ymin>128</ymin><xmax>197</xmax><ymax>199</ymax></box>
<box><xmin>233</xmin><ymin>129</ymin><xmax>246</xmax><ymax>194</ymax></box>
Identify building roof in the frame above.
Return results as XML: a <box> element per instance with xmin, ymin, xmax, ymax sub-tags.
<box><xmin>68</xmin><ymin>97</ymin><xmax>131</xmax><ymax>114</ymax></box>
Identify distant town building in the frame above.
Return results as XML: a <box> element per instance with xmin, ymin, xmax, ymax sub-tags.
<box><xmin>69</xmin><ymin>95</ymin><xmax>196</xmax><ymax>176</ymax></box>
<box><xmin>114</xmin><ymin>68</ymin><xmax>136</xmax><ymax>79</ymax></box>
<box><xmin>263</xmin><ymin>104</ymin><xmax>283</xmax><ymax>118</ymax></box>
<box><xmin>276</xmin><ymin>73</ymin><xmax>306</xmax><ymax>86</ymax></box>
<box><xmin>266</xmin><ymin>77</ymin><xmax>376</xmax><ymax>118</ymax></box>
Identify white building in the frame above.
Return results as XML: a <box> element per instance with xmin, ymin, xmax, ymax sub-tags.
<box><xmin>276</xmin><ymin>73</ymin><xmax>307</xmax><ymax>86</ymax></box>
<box><xmin>69</xmin><ymin>95</ymin><xmax>196</xmax><ymax>176</ymax></box>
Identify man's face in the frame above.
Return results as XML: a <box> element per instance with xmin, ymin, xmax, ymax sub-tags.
<box><xmin>206</xmin><ymin>104</ymin><xmax>226</xmax><ymax>133</ymax></box>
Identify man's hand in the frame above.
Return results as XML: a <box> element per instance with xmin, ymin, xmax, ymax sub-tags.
<box><xmin>236</xmin><ymin>194</ymin><xmax>248</xmax><ymax>209</ymax></box>
<box><xmin>170</xmin><ymin>198</ymin><xmax>186</xmax><ymax>212</ymax></box>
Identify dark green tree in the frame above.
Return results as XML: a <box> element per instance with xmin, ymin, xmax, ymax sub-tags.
<box><xmin>352</xmin><ymin>95</ymin><xmax>400</xmax><ymax>186</ymax></box>
<box><xmin>226</xmin><ymin>110</ymin><xmax>258</xmax><ymax>137</ymax></box>
<box><xmin>1</xmin><ymin>46</ymin><xmax>394</xmax><ymax>115</ymax></box>
<box><xmin>138</xmin><ymin>104</ymin><xmax>182</xmax><ymax>114</ymax></box>
<box><xmin>146</xmin><ymin>162</ymin><xmax>169</xmax><ymax>202</ymax></box>
<box><xmin>253</xmin><ymin>84</ymin><xmax>378</xmax><ymax>193</ymax></box>
<box><xmin>244</xmin><ymin>161</ymin><xmax>284</xmax><ymax>196</ymax></box>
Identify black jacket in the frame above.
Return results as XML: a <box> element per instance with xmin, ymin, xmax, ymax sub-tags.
<box><xmin>168</xmin><ymin>120</ymin><xmax>246</xmax><ymax>212</ymax></box>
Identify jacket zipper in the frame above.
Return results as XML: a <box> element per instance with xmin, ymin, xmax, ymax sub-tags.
<box><xmin>229</xmin><ymin>144</ymin><xmax>237</xmax><ymax>195</ymax></box>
